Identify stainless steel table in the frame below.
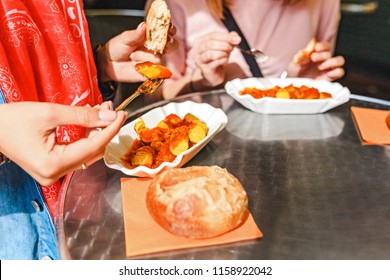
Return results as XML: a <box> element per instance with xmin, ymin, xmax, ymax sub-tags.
<box><xmin>56</xmin><ymin>90</ymin><xmax>390</xmax><ymax>260</ymax></box>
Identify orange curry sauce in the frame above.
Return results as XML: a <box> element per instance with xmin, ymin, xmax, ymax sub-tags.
<box><xmin>240</xmin><ymin>84</ymin><xmax>332</xmax><ymax>99</ymax></box>
<box><xmin>121</xmin><ymin>113</ymin><xmax>208</xmax><ymax>169</ymax></box>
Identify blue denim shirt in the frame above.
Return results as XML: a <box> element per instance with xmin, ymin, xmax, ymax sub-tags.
<box><xmin>0</xmin><ymin>88</ymin><xmax>59</xmax><ymax>260</ymax></box>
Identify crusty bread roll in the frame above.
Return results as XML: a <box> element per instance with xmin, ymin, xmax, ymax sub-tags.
<box><xmin>145</xmin><ymin>0</ymin><xmax>171</xmax><ymax>54</ymax></box>
<box><xmin>293</xmin><ymin>37</ymin><xmax>316</xmax><ymax>64</ymax></box>
<box><xmin>146</xmin><ymin>166</ymin><xmax>249</xmax><ymax>239</ymax></box>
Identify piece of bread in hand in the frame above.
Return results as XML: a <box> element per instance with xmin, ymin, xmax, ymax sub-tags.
<box><xmin>293</xmin><ymin>37</ymin><xmax>317</xmax><ymax>64</ymax></box>
<box><xmin>146</xmin><ymin>165</ymin><xmax>249</xmax><ymax>239</ymax></box>
<box><xmin>145</xmin><ymin>0</ymin><xmax>171</xmax><ymax>54</ymax></box>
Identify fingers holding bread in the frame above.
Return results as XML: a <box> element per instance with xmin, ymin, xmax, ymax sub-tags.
<box><xmin>164</xmin><ymin>24</ymin><xmax>178</xmax><ymax>54</ymax></box>
<box><xmin>293</xmin><ymin>37</ymin><xmax>316</xmax><ymax>64</ymax></box>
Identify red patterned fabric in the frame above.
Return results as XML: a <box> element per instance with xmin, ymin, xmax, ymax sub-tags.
<box><xmin>0</xmin><ymin>0</ymin><xmax>102</xmax><ymax>217</ymax></box>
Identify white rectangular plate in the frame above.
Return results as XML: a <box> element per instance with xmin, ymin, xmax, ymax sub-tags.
<box><xmin>225</xmin><ymin>78</ymin><xmax>350</xmax><ymax>114</ymax></box>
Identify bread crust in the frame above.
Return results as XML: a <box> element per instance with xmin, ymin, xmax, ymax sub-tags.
<box><xmin>145</xmin><ymin>0</ymin><xmax>171</xmax><ymax>54</ymax></box>
<box><xmin>146</xmin><ymin>166</ymin><xmax>249</xmax><ymax>239</ymax></box>
<box><xmin>293</xmin><ymin>37</ymin><xmax>316</xmax><ymax>64</ymax></box>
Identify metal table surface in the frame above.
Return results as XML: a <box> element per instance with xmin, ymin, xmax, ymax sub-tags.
<box><xmin>56</xmin><ymin>90</ymin><xmax>390</xmax><ymax>260</ymax></box>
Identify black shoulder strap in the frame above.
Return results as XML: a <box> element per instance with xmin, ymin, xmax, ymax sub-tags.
<box><xmin>221</xmin><ymin>6</ymin><xmax>263</xmax><ymax>77</ymax></box>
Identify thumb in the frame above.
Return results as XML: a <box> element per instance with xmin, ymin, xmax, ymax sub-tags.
<box><xmin>118</xmin><ymin>22</ymin><xmax>146</xmax><ymax>50</ymax></box>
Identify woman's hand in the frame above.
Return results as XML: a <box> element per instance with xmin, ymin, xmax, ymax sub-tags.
<box><xmin>97</xmin><ymin>22</ymin><xmax>178</xmax><ymax>83</ymax></box>
<box><xmin>0</xmin><ymin>102</ymin><xmax>126</xmax><ymax>186</ymax></box>
<box><xmin>288</xmin><ymin>41</ymin><xmax>345</xmax><ymax>81</ymax></box>
<box><xmin>189</xmin><ymin>31</ymin><xmax>239</xmax><ymax>89</ymax></box>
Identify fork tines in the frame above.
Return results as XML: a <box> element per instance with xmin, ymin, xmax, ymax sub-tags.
<box><xmin>115</xmin><ymin>78</ymin><xmax>164</xmax><ymax>112</ymax></box>
<box><xmin>137</xmin><ymin>78</ymin><xmax>163</xmax><ymax>95</ymax></box>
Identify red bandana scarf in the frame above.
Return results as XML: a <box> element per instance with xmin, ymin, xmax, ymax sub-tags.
<box><xmin>0</xmin><ymin>0</ymin><xmax>102</xmax><ymax>217</ymax></box>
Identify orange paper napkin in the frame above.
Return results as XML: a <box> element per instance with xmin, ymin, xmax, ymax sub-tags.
<box><xmin>351</xmin><ymin>106</ymin><xmax>390</xmax><ymax>145</ymax></box>
<box><xmin>121</xmin><ymin>178</ymin><xmax>263</xmax><ymax>258</ymax></box>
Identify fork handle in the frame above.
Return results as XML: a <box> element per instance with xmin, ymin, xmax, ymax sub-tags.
<box><xmin>115</xmin><ymin>91</ymin><xmax>141</xmax><ymax>112</ymax></box>
<box><xmin>115</xmin><ymin>78</ymin><xmax>164</xmax><ymax>112</ymax></box>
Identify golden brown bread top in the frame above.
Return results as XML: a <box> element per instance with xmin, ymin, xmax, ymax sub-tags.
<box><xmin>153</xmin><ymin>166</ymin><xmax>246</xmax><ymax>211</ymax></box>
<box><xmin>146</xmin><ymin>166</ymin><xmax>249</xmax><ymax>239</ymax></box>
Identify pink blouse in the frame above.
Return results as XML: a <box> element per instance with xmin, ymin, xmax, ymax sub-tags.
<box><xmin>163</xmin><ymin>0</ymin><xmax>341</xmax><ymax>82</ymax></box>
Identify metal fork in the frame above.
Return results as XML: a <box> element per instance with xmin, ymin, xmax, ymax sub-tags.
<box><xmin>236</xmin><ymin>46</ymin><xmax>269</xmax><ymax>63</ymax></box>
<box><xmin>115</xmin><ymin>78</ymin><xmax>163</xmax><ymax>112</ymax></box>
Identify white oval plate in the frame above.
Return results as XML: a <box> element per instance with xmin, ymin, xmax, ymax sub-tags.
<box><xmin>225</xmin><ymin>78</ymin><xmax>350</xmax><ymax>114</ymax></box>
<box><xmin>104</xmin><ymin>101</ymin><xmax>228</xmax><ymax>177</ymax></box>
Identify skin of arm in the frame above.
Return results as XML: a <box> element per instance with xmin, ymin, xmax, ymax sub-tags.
<box><xmin>160</xmin><ymin>31</ymin><xmax>240</xmax><ymax>100</ymax></box>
